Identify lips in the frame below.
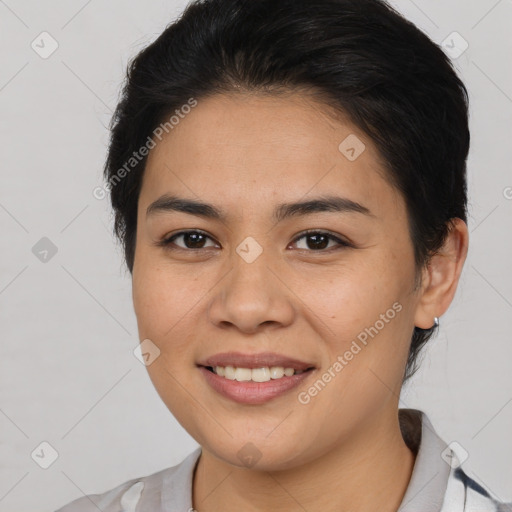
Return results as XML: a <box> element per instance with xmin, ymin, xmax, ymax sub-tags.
<box><xmin>197</xmin><ymin>352</ymin><xmax>316</xmax><ymax>404</ymax></box>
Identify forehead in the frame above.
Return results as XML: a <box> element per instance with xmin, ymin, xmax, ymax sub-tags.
<box><xmin>140</xmin><ymin>92</ymin><xmax>403</xmax><ymax>218</ymax></box>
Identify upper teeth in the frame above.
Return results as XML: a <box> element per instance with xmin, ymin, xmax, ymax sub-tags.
<box><xmin>213</xmin><ymin>366</ymin><xmax>304</xmax><ymax>382</ymax></box>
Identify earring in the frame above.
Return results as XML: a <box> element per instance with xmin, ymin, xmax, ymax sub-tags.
<box><xmin>433</xmin><ymin>316</ymin><xmax>439</xmax><ymax>328</ymax></box>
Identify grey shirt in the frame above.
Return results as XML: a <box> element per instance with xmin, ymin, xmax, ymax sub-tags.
<box><xmin>55</xmin><ymin>408</ymin><xmax>510</xmax><ymax>511</ymax></box>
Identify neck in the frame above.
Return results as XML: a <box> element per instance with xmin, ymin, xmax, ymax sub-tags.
<box><xmin>192</xmin><ymin>408</ymin><xmax>416</xmax><ymax>512</ymax></box>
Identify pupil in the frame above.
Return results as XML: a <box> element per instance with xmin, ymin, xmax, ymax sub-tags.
<box><xmin>185</xmin><ymin>233</ymin><xmax>205</xmax><ymax>248</ymax></box>
<box><xmin>182</xmin><ymin>233</ymin><xmax>329</xmax><ymax>250</ymax></box>
<box><xmin>308</xmin><ymin>234</ymin><xmax>328</xmax><ymax>250</ymax></box>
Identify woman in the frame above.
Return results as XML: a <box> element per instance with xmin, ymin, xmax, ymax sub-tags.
<box><xmin>56</xmin><ymin>0</ymin><xmax>510</xmax><ymax>510</ymax></box>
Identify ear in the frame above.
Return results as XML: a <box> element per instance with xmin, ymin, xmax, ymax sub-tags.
<box><xmin>414</xmin><ymin>218</ymin><xmax>469</xmax><ymax>329</ymax></box>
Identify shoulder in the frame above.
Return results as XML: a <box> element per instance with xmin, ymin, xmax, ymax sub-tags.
<box><xmin>399</xmin><ymin>409</ymin><xmax>511</xmax><ymax>512</ymax></box>
<box><xmin>443</xmin><ymin>465</ymin><xmax>512</xmax><ymax>512</ymax></box>
<box><xmin>54</xmin><ymin>448</ymin><xmax>201</xmax><ymax>512</ymax></box>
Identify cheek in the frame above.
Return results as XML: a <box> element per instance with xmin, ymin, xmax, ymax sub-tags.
<box><xmin>298</xmin><ymin>254</ymin><xmax>410</xmax><ymax>328</ymax></box>
<box><xmin>133</xmin><ymin>259</ymin><xmax>205</xmax><ymax>337</ymax></box>
<box><xmin>132</xmin><ymin>256</ymin><xmax>222</xmax><ymax>385</ymax></box>
<box><xmin>298</xmin><ymin>251</ymin><xmax>415</xmax><ymax>380</ymax></box>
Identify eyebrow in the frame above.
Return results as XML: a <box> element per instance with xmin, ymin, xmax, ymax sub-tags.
<box><xmin>146</xmin><ymin>194</ymin><xmax>373</xmax><ymax>222</ymax></box>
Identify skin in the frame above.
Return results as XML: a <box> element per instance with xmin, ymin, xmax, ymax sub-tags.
<box><xmin>132</xmin><ymin>92</ymin><xmax>468</xmax><ymax>512</ymax></box>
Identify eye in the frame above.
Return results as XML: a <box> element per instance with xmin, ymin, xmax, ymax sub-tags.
<box><xmin>158</xmin><ymin>230</ymin><xmax>219</xmax><ymax>250</ymax></box>
<box><xmin>289</xmin><ymin>230</ymin><xmax>352</xmax><ymax>252</ymax></box>
<box><xmin>156</xmin><ymin>229</ymin><xmax>352</xmax><ymax>253</ymax></box>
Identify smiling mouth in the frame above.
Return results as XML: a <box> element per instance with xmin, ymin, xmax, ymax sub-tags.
<box><xmin>202</xmin><ymin>365</ymin><xmax>314</xmax><ymax>382</ymax></box>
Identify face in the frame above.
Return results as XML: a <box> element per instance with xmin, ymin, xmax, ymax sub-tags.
<box><xmin>132</xmin><ymin>92</ymin><xmax>423</xmax><ymax>470</ymax></box>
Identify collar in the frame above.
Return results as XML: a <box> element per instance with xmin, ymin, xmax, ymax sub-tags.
<box><xmin>397</xmin><ymin>408</ymin><xmax>451</xmax><ymax>511</ymax></box>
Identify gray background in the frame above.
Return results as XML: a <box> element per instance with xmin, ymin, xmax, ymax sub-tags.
<box><xmin>0</xmin><ymin>0</ymin><xmax>511</xmax><ymax>510</ymax></box>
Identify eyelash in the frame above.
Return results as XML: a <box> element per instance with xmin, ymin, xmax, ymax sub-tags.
<box><xmin>156</xmin><ymin>229</ymin><xmax>353</xmax><ymax>253</ymax></box>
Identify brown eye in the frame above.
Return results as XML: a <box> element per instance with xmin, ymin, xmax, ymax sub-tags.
<box><xmin>291</xmin><ymin>230</ymin><xmax>351</xmax><ymax>252</ymax></box>
<box><xmin>156</xmin><ymin>229</ymin><xmax>351</xmax><ymax>253</ymax></box>
<box><xmin>159</xmin><ymin>230</ymin><xmax>218</xmax><ymax>250</ymax></box>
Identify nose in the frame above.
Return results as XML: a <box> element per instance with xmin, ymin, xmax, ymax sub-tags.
<box><xmin>207</xmin><ymin>243</ymin><xmax>296</xmax><ymax>334</ymax></box>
